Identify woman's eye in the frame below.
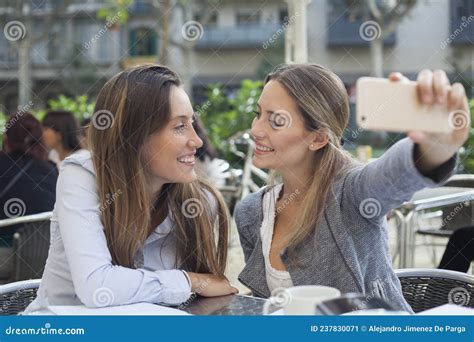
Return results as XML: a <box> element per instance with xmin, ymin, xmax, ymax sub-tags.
<box><xmin>269</xmin><ymin>120</ymin><xmax>284</xmax><ymax>129</ymax></box>
<box><xmin>175</xmin><ymin>124</ymin><xmax>186</xmax><ymax>133</ymax></box>
<box><xmin>269</xmin><ymin>112</ymin><xmax>290</xmax><ymax>129</ymax></box>
<box><xmin>252</xmin><ymin>110</ymin><xmax>261</xmax><ymax>119</ymax></box>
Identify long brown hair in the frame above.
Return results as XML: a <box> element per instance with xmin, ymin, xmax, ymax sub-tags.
<box><xmin>264</xmin><ymin>63</ymin><xmax>355</xmax><ymax>256</ymax></box>
<box><xmin>88</xmin><ymin>64</ymin><xmax>229</xmax><ymax>275</ymax></box>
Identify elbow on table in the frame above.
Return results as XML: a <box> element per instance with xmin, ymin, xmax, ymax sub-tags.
<box><xmin>73</xmin><ymin>267</ymin><xmax>121</xmax><ymax>308</ymax></box>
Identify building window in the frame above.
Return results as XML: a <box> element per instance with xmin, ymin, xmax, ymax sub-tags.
<box><xmin>453</xmin><ymin>0</ymin><xmax>472</xmax><ymax>17</ymax></box>
<box><xmin>194</xmin><ymin>12</ymin><xmax>218</xmax><ymax>26</ymax></box>
<box><xmin>279</xmin><ymin>8</ymin><xmax>289</xmax><ymax>24</ymax></box>
<box><xmin>236</xmin><ymin>9</ymin><xmax>261</xmax><ymax>26</ymax></box>
<box><xmin>129</xmin><ymin>27</ymin><xmax>157</xmax><ymax>56</ymax></box>
<box><xmin>47</xmin><ymin>24</ymin><xmax>62</xmax><ymax>62</ymax></box>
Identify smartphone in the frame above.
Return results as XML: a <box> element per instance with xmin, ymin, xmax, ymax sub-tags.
<box><xmin>356</xmin><ymin>77</ymin><xmax>453</xmax><ymax>134</ymax></box>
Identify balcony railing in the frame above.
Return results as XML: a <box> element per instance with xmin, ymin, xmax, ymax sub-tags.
<box><xmin>327</xmin><ymin>17</ymin><xmax>396</xmax><ymax>47</ymax></box>
<box><xmin>326</xmin><ymin>0</ymin><xmax>396</xmax><ymax>47</ymax></box>
<box><xmin>196</xmin><ymin>24</ymin><xmax>283</xmax><ymax>49</ymax></box>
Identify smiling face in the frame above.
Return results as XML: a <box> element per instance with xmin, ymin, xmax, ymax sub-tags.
<box><xmin>140</xmin><ymin>86</ymin><xmax>203</xmax><ymax>185</ymax></box>
<box><xmin>251</xmin><ymin>80</ymin><xmax>321</xmax><ymax>173</ymax></box>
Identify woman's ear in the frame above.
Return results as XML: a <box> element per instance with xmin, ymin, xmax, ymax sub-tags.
<box><xmin>308</xmin><ymin>129</ymin><xmax>329</xmax><ymax>151</ymax></box>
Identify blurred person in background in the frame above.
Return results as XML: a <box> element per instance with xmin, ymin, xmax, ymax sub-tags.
<box><xmin>42</xmin><ymin>110</ymin><xmax>82</xmax><ymax>167</ymax></box>
<box><xmin>0</xmin><ymin>112</ymin><xmax>58</xmax><ymax>279</ymax></box>
<box><xmin>438</xmin><ymin>226</ymin><xmax>474</xmax><ymax>273</ymax></box>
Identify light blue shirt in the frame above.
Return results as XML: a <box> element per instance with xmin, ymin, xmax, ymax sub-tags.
<box><xmin>25</xmin><ymin>150</ymin><xmax>192</xmax><ymax>312</ymax></box>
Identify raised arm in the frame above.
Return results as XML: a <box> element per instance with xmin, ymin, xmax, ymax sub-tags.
<box><xmin>345</xmin><ymin>69</ymin><xmax>469</xmax><ymax>221</ymax></box>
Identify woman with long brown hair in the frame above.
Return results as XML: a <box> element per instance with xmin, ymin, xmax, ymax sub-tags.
<box><xmin>234</xmin><ymin>64</ymin><xmax>469</xmax><ymax>312</ymax></box>
<box><xmin>25</xmin><ymin>65</ymin><xmax>237</xmax><ymax>312</ymax></box>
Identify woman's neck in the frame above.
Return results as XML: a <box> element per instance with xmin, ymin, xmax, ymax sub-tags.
<box><xmin>279</xmin><ymin>161</ymin><xmax>315</xmax><ymax>202</ymax></box>
<box><xmin>54</xmin><ymin>145</ymin><xmax>71</xmax><ymax>161</ymax></box>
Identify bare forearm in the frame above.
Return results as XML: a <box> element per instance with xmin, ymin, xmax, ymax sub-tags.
<box><xmin>413</xmin><ymin>142</ymin><xmax>457</xmax><ymax>176</ymax></box>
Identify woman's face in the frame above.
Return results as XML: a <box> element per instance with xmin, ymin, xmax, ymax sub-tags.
<box><xmin>251</xmin><ymin>80</ymin><xmax>317</xmax><ymax>172</ymax></box>
<box><xmin>42</xmin><ymin>127</ymin><xmax>60</xmax><ymax>150</ymax></box>
<box><xmin>140</xmin><ymin>86</ymin><xmax>203</xmax><ymax>185</ymax></box>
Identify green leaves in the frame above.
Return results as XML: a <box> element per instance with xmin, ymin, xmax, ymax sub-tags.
<box><xmin>35</xmin><ymin>95</ymin><xmax>95</xmax><ymax>122</ymax></box>
<box><xmin>197</xmin><ymin>79</ymin><xmax>263</xmax><ymax>165</ymax></box>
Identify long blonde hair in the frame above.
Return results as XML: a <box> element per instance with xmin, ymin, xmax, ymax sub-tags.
<box><xmin>265</xmin><ymin>63</ymin><xmax>355</xmax><ymax>257</ymax></box>
<box><xmin>88</xmin><ymin>64</ymin><xmax>229</xmax><ymax>275</ymax></box>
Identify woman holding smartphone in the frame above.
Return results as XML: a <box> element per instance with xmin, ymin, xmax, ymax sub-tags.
<box><xmin>25</xmin><ymin>65</ymin><xmax>237</xmax><ymax>313</ymax></box>
<box><xmin>234</xmin><ymin>64</ymin><xmax>469</xmax><ymax>312</ymax></box>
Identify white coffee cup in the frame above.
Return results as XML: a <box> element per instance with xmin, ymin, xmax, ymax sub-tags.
<box><xmin>262</xmin><ymin>285</ymin><xmax>341</xmax><ymax>315</ymax></box>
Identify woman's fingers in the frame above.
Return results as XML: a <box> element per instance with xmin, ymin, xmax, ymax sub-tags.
<box><xmin>417</xmin><ymin>69</ymin><xmax>434</xmax><ymax>104</ymax></box>
<box><xmin>407</xmin><ymin>131</ymin><xmax>427</xmax><ymax>145</ymax></box>
<box><xmin>388</xmin><ymin>72</ymin><xmax>402</xmax><ymax>81</ymax></box>
<box><xmin>192</xmin><ymin>274</ymin><xmax>239</xmax><ymax>297</ymax></box>
<box><xmin>388</xmin><ymin>72</ymin><xmax>409</xmax><ymax>83</ymax></box>
<box><xmin>433</xmin><ymin>69</ymin><xmax>450</xmax><ymax>104</ymax></box>
<box><xmin>448</xmin><ymin>82</ymin><xmax>467</xmax><ymax>112</ymax></box>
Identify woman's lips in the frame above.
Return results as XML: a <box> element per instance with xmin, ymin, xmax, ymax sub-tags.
<box><xmin>254</xmin><ymin>143</ymin><xmax>275</xmax><ymax>155</ymax></box>
<box><xmin>177</xmin><ymin>151</ymin><xmax>196</xmax><ymax>165</ymax></box>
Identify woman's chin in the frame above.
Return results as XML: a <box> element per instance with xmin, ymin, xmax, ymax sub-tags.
<box><xmin>252</xmin><ymin>156</ymin><xmax>271</xmax><ymax>169</ymax></box>
<box><xmin>178</xmin><ymin>172</ymin><xmax>197</xmax><ymax>183</ymax></box>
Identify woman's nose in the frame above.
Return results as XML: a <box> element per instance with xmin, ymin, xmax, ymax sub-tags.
<box><xmin>189</xmin><ymin>130</ymin><xmax>203</xmax><ymax>149</ymax></box>
<box><xmin>250</xmin><ymin>118</ymin><xmax>265</xmax><ymax>140</ymax></box>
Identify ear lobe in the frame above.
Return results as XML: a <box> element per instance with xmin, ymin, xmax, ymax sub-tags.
<box><xmin>309</xmin><ymin>130</ymin><xmax>329</xmax><ymax>151</ymax></box>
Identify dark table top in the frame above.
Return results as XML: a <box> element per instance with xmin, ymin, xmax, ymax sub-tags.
<box><xmin>180</xmin><ymin>294</ymin><xmax>276</xmax><ymax>316</ymax></box>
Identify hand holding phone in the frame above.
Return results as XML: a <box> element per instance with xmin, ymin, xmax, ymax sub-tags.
<box><xmin>357</xmin><ymin>70</ymin><xmax>470</xmax><ymax>175</ymax></box>
<box><xmin>356</xmin><ymin>77</ymin><xmax>455</xmax><ymax>134</ymax></box>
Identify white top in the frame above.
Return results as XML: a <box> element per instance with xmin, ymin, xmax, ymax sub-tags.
<box><xmin>25</xmin><ymin>150</ymin><xmax>192</xmax><ymax>313</ymax></box>
<box><xmin>260</xmin><ymin>183</ymin><xmax>293</xmax><ymax>293</ymax></box>
<box><xmin>48</xmin><ymin>149</ymin><xmax>61</xmax><ymax>168</ymax></box>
